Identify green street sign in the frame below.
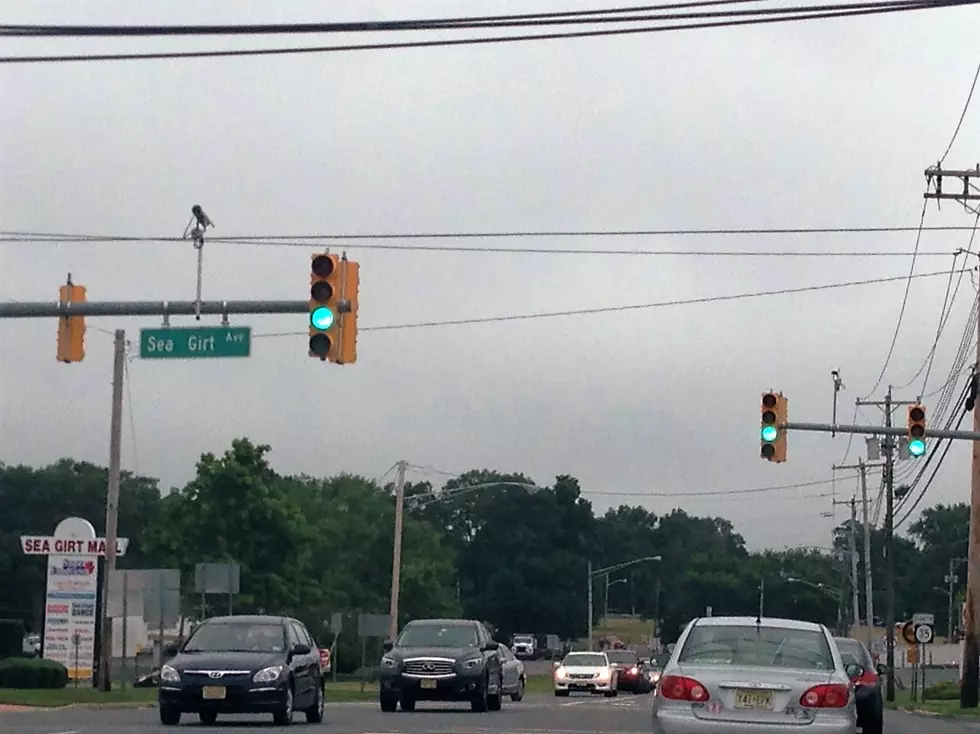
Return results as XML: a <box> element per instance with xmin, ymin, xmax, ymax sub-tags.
<box><xmin>139</xmin><ymin>326</ymin><xmax>252</xmax><ymax>360</ymax></box>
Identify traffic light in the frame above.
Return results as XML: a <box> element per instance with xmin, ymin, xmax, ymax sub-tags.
<box><xmin>56</xmin><ymin>282</ymin><xmax>87</xmax><ymax>363</ymax></box>
<box><xmin>330</xmin><ymin>258</ymin><xmax>359</xmax><ymax>365</ymax></box>
<box><xmin>760</xmin><ymin>391</ymin><xmax>788</xmax><ymax>462</ymax></box>
<box><xmin>907</xmin><ymin>403</ymin><xmax>926</xmax><ymax>458</ymax></box>
<box><xmin>309</xmin><ymin>252</ymin><xmax>341</xmax><ymax>360</ymax></box>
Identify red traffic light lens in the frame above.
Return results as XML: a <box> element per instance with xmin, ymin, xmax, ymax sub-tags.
<box><xmin>312</xmin><ymin>255</ymin><xmax>335</xmax><ymax>277</ymax></box>
<box><xmin>762</xmin><ymin>393</ymin><xmax>777</xmax><ymax>408</ymax></box>
<box><xmin>909</xmin><ymin>406</ymin><xmax>925</xmax><ymax>422</ymax></box>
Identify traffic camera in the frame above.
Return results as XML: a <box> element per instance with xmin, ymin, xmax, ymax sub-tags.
<box><xmin>760</xmin><ymin>391</ymin><xmax>788</xmax><ymax>462</ymax></box>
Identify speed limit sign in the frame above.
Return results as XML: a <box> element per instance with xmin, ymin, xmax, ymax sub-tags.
<box><xmin>915</xmin><ymin>623</ymin><xmax>934</xmax><ymax>644</ymax></box>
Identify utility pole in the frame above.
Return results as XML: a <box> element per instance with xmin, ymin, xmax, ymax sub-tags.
<box><xmin>758</xmin><ymin>577</ymin><xmax>765</xmax><ymax>619</ymax></box>
<box><xmin>963</xmin><ymin>290</ymin><xmax>980</xmax><ymax>707</ymax></box>
<box><xmin>587</xmin><ymin>561</ymin><xmax>594</xmax><ymax>651</ymax></box>
<box><xmin>97</xmin><ymin>329</ymin><xmax>125</xmax><ymax>691</ymax></box>
<box><xmin>387</xmin><ymin>461</ymin><xmax>407</xmax><ymax>642</ymax></box>
<box><xmin>949</xmin><ymin>559</ymin><xmax>960</xmax><ymax>644</ymax></box>
<box><xmin>849</xmin><ymin>498</ymin><xmax>861</xmax><ymax>629</ymax></box>
<box><xmin>883</xmin><ymin>387</ymin><xmax>896</xmax><ymax>703</ymax></box>
<box><xmin>860</xmin><ymin>460</ymin><xmax>875</xmax><ymax>634</ymax></box>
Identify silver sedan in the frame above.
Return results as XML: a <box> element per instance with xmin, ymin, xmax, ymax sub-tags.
<box><xmin>652</xmin><ymin>615</ymin><xmax>858</xmax><ymax>734</ymax></box>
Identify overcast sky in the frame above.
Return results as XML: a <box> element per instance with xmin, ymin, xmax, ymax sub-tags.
<box><xmin>2</xmin><ymin>0</ymin><xmax>979</xmax><ymax>551</ymax></box>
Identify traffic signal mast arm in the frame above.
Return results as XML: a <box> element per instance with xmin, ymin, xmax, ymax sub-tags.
<box><xmin>781</xmin><ymin>420</ymin><xmax>980</xmax><ymax>441</ymax></box>
<box><xmin>0</xmin><ymin>300</ymin><xmax>309</xmax><ymax>318</ymax></box>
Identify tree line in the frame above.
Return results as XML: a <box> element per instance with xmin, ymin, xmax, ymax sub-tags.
<box><xmin>0</xmin><ymin>438</ymin><xmax>968</xmax><ymax>671</ymax></box>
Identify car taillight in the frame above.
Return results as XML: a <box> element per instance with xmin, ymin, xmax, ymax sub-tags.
<box><xmin>854</xmin><ymin>670</ymin><xmax>878</xmax><ymax>687</ymax></box>
<box><xmin>800</xmin><ymin>684</ymin><xmax>849</xmax><ymax>708</ymax></box>
<box><xmin>660</xmin><ymin>675</ymin><xmax>710</xmax><ymax>702</ymax></box>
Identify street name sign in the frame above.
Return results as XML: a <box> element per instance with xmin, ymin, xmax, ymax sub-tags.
<box><xmin>139</xmin><ymin>326</ymin><xmax>251</xmax><ymax>360</ymax></box>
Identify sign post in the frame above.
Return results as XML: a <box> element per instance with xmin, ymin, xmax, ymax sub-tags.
<box><xmin>21</xmin><ymin>518</ymin><xmax>129</xmax><ymax>682</ymax></box>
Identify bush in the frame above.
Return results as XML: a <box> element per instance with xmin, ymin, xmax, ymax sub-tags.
<box><xmin>0</xmin><ymin>619</ymin><xmax>25</xmax><ymax>659</ymax></box>
<box><xmin>923</xmin><ymin>679</ymin><xmax>959</xmax><ymax>700</ymax></box>
<box><xmin>0</xmin><ymin>658</ymin><xmax>69</xmax><ymax>689</ymax></box>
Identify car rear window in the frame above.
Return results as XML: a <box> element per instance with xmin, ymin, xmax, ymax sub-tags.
<box><xmin>606</xmin><ymin>650</ymin><xmax>638</xmax><ymax>663</ymax></box>
<box><xmin>678</xmin><ymin>624</ymin><xmax>833</xmax><ymax>670</ymax></box>
<box><xmin>835</xmin><ymin>639</ymin><xmax>872</xmax><ymax>667</ymax></box>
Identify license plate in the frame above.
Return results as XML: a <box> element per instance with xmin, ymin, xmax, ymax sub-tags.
<box><xmin>420</xmin><ymin>679</ymin><xmax>437</xmax><ymax>689</ymax></box>
<box><xmin>734</xmin><ymin>689</ymin><xmax>773</xmax><ymax>710</ymax></box>
<box><xmin>201</xmin><ymin>686</ymin><xmax>226</xmax><ymax>700</ymax></box>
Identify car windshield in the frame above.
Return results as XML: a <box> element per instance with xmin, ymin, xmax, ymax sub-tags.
<box><xmin>606</xmin><ymin>650</ymin><xmax>638</xmax><ymax>664</ymax></box>
<box><xmin>513</xmin><ymin>636</ymin><xmax>533</xmax><ymax>643</ymax></box>
<box><xmin>398</xmin><ymin>623</ymin><xmax>478</xmax><ymax>648</ymax></box>
<box><xmin>564</xmin><ymin>653</ymin><xmax>607</xmax><ymax>667</ymax></box>
<box><xmin>183</xmin><ymin>622</ymin><xmax>285</xmax><ymax>653</ymax></box>
<box><xmin>678</xmin><ymin>624</ymin><xmax>834</xmax><ymax>670</ymax></box>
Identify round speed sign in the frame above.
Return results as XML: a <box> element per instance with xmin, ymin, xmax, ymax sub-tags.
<box><xmin>915</xmin><ymin>623</ymin><xmax>934</xmax><ymax>644</ymax></box>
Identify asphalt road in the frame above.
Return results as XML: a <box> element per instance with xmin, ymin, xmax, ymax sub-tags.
<box><xmin>1</xmin><ymin>693</ymin><xmax>978</xmax><ymax>733</ymax></box>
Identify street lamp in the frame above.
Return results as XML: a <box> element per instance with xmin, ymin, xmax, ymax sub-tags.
<box><xmin>587</xmin><ymin>556</ymin><xmax>661</xmax><ymax>651</ymax></box>
<box><xmin>604</xmin><ymin>577</ymin><xmax>627</xmax><ymax>619</ymax></box>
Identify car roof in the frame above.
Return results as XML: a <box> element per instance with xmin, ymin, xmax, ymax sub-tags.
<box><xmin>406</xmin><ymin>618</ymin><xmax>479</xmax><ymax>626</ymax></box>
<box><xmin>567</xmin><ymin>651</ymin><xmax>606</xmax><ymax>656</ymax></box>
<box><xmin>691</xmin><ymin>616</ymin><xmax>826</xmax><ymax>632</ymax></box>
<box><xmin>202</xmin><ymin>615</ymin><xmax>293</xmax><ymax>626</ymax></box>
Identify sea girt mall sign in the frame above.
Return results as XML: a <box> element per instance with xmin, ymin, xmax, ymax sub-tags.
<box><xmin>21</xmin><ymin>536</ymin><xmax>130</xmax><ymax>557</ymax></box>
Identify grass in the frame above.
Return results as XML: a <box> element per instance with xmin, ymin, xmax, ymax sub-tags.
<box><xmin>0</xmin><ymin>674</ymin><xmax>557</xmax><ymax>708</ymax></box>
<box><xmin>884</xmin><ymin>686</ymin><xmax>980</xmax><ymax>718</ymax></box>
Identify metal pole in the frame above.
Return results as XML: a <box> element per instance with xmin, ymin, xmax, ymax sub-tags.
<box><xmin>963</xmin><ymin>288</ymin><xmax>980</xmax><ymax>707</ymax></box>
<box><xmin>387</xmin><ymin>461</ymin><xmax>406</xmax><ymax>642</ymax></box>
<box><xmin>785</xmin><ymin>421</ymin><xmax>980</xmax><ymax>441</ymax></box>
<box><xmin>0</xmin><ymin>299</ymin><xmax>310</xmax><ymax>318</ymax></box>
<box><xmin>604</xmin><ymin>574</ymin><xmax>610</xmax><ymax>621</ymax></box>
<box><xmin>849</xmin><ymin>499</ymin><xmax>860</xmax><ymax>629</ymax></box>
<box><xmin>949</xmin><ymin>560</ymin><xmax>957</xmax><ymax>643</ymax></box>
<box><xmin>654</xmin><ymin>576</ymin><xmax>661</xmax><ymax>646</ymax></box>
<box><xmin>97</xmin><ymin>329</ymin><xmax>125</xmax><ymax>692</ymax></box>
<box><xmin>121</xmin><ymin>573</ymin><xmax>127</xmax><ymax>690</ymax></box>
<box><xmin>587</xmin><ymin>561</ymin><xmax>594</xmax><ymax>652</ymax></box>
<box><xmin>758</xmin><ymin>578</ymin><xmax>765</xmax><ymax>619</ymax></box>
<box><xmin>860</xmin><ymin>460</ymin><xmax>875</xmax><ymax>635</ymax></box>
<box><xmin>884</xmin><ymin>387</ymin><xmax>896</xmax><ymax>703</ymax></box>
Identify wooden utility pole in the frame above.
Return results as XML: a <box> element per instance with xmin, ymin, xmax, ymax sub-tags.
<box><xmin>387</xmin><ymin>461</ymin><xmax>407</xmax><ymax>642</ymax></box>
<box><xmin>962</xmin><ymin>294</ymin><xmax>980</xmax><ymax>708</ymax></box>
<box><xmin>849</xmin><ymin>498</ymin><xmax>860</xmax><ymax>629</ymax></box>
<box><xmin>883</xmin><ymin>387</ymin><xmax>895</xmax><ymax>703</ymax></box>
<box><xmin>97</xmin><ymin>329</ymin><xmax>125</xmax><ymax>691</ymax></box>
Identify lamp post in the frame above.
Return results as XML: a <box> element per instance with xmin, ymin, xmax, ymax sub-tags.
<box><xmin>587</xmin><ymin>556</ymin><xmax>661</xmax><ymax>651</ymax></box>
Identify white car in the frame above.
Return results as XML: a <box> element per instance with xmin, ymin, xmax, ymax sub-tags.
<box><xmin>553</xmin><ymin>651</ymin><xmax>618</xmax><ymax>697</ymax></box>
<box><xmin>652</xmin><ymin>615</ymin><xmax>858</xmax><ymax>734</ymax></box>
<box><xmin>512</xmin><ymin>635</ymin><xmax>536</xmax><ymax>658</ymax></box>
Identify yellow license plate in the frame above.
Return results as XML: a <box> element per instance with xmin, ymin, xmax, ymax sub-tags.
<box><xmin>734</xmin><ymin>689</ymin><xmax>773</xmax><ymax>710</ymax></box>
<box><xmin>202</xmin><ymin>686</ymin><xmax>226</xmax><ymax>700</ymax></box>
<box><xmin>420</xmin><ymin>679</ymin><xmax>437</xmax><ymax>689</ymax></box>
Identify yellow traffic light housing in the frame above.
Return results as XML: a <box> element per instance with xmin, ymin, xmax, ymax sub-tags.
<box><xmin>330</xmin><ymin>258</ymin><xmax>359</xmax><ymax>365</ymax></box>
<box><xmin>309</xmin><ymin>252</ymin><xmax>341</xmax><ymax>360</ymax></box>
<box><xmin>760</xmin><ymin>391</ymin><xmax>788</xmax><ymax>462</ymax></box>
<box><xmin>907</xmin><ymin>403</ymin><xmax>926</xmax><ymax>458</ymax></box>
<box><xmin>56</xmin><ymin>282</ymin><xmax>86</xmax><ymax>363</ymax></box>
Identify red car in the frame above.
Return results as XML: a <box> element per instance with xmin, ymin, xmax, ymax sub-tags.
<box><xmin>605</xmin><ymin>649</ymin><xmax>647</xmax><ymax>693</ymax></box>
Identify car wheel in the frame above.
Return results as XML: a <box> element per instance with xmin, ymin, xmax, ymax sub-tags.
<box><xmin>863</xmin><ymin>711</ymin><xmax>884</xmax><ymax>734</ymax></box>
<box><xmin>399</xmin><ymin>696</ymin><xmax>416</xmax><ymax>712</ymax></box>
<box><xmin>159</xmin><ymin>706</ymin><xmax>180</xmax><ymax>726</ymax></box>
<box><xmin>380</xmin><ymin>692</ymin><xmax>398</xmax><ymax>712</ymax></box>
<box><xmin>471</xmin><ymin>679</ymin><xmax>489</xmax><ymax>712</ymax></box>
<box><xmin>305</xmin><ymin>682</ymin><xmax>324</xmax><ymax>723</ymax></box>
<box><xmin>554</xmin><ymin>690</ymin><xmax>569</xmax><ymax>697</ymax></box>
<box><xmin>273</xmin><ymin>684</ymin><xmax>294</xmax><ymax>725</ymax></box>
<box><xmin>604</xmin><ymin>690</ymin><xmax>616</xmax><ymax>698</ymax></box>
<box><xmin>511</xmin><ymin>676</ymin><xmax>525</xmax><ymax>702</ymax></box>
<box><xmin>199</xmin><ymin>710</ymin><xmax>218</xmax><ymax>724</ymax></box>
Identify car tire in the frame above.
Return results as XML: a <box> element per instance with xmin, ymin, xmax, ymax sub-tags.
<box><xmin>471</xmin><ymin>679</ymin><xmax>489</xmax><ymax>712</ymax></box>
<box><xmin>159</xmin><ymin>706</ymin><xmax>180</xmax><ymax>726</ymax></box>
<box><xmin>554</xmin><ymin>690</ymin><xmax>569</xmax><ymax>697</ymax></box>
<box><xmin>199</xmin><ymin>710</ymin><xmax>218</xmax><ymax>724</ymax></box>
<box><xmin>380</xmin><ymin>693</ymin><xmax>398</xmax><ymax>712</ymax></box>
<box><xmin>272</xmin><ymin>684</ymin><xmax>294</xmax><ymax>726</ymax></box>
<box><xmin>305</xmin><ymin>683</ymin><xmax>324</xmax><ymax>723</ymax></box>
<box><xmin>511</xmin><ymin>676</ymin><xmax>525</xmax><ymax>702</ymax></box>
<box><xmin>604</xmin><ymin>690</ymin><xmax>616</xmax><ymax>698</ymax></box>
<box><xmin>862</xmin><ymin>709</ymin><xmax>884</xmax><ymax>734</ymax></box>
<box><xmin>399</xmin><ymin>697</ymin><xmax>416</xmax><ymax>712</ymax></box>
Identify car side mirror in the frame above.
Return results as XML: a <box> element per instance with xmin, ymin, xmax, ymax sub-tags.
<box><xmin>844</xmin><ymin>663</ymin><xmax>864</xmax><ymax>679</ymax></box>
<box><xmin>163</xmin><ymin>642</ymin><xmax>179</xmax><ymax>657</ymax></box>
<box><xmin>875</xmin><ymin>663</ymin><xmax>886</xmax><ymax>676</ymax></box>
<box><xmin>292</xmin><ymin>643</ymin><xmax>312</xmax><ymax>656</ymax></box>
<box><xmin>553</xmin><ymin>660</ymin><xmax>561</xmax><ymax>668</ymax></box>
<box><xmin>382</xmin><ymin>640</ymin><xmax>394</xmax><ymax>653</ymax></box>
<box><xmin>481</xmin><ymin>641</ymin><xmax>500</xmax><ymax>652</ymax></box>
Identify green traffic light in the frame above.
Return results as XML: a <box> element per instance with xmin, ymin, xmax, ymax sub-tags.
<box><xmin>310</xmin><ymin>306</ymin><xmax>334</xmax><ymax>331</ymax></box>
<box><xmin>909</xmin><ymin>438</ymin><xmax>926</xmax><ymax>457</ymax></box>
<box><xmin>761</xmin><ymin>425</ymin><xmax>778</xmax><ymax>442</ymax></box>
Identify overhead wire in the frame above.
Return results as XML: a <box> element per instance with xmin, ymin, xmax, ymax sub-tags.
<box><xmin>938</xmin><ymin>57</ymin><xmax>980</xmax><ymax>164</ymax></box>
<box><xmin>250</xmin><ymin>268</ymin><xmax>967</xmax><ymax>338</ymax></box>
<box><xmin>1</xmin><ymin>0</ymin><xmax>976</xmax><ymax>63</ymax></box>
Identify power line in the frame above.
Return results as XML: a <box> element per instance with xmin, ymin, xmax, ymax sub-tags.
<box><xmin>938</xmin><ymin>57</ymin><xmax>980</xmax><ymax>164</ymax></box>
<box><xmin>1</xmin><ymin>0</ymin><xmax>973</xmax><ymax>64</ymax></box>
<box><xmin>252</xmin><ymin>268</ymin><xmax>969</xmax><ymax>337</ymax></box>
<box><xmin>860</xmin><ymin>201</ymin><xmax>928</xmax><ymax>399</ymax></box>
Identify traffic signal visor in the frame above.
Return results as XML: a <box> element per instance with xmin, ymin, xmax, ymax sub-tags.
<box><xmin>309</xmin><ymin>253</ymin><xmax>341</xmax><ymax>360</ymax></box>
<box><xmin>907</xmin><ymin>404</ymin><xmax>926</xmax><ymax>457</ymax></box>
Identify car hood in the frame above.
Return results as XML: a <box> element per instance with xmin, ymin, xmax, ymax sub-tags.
<box><xmin>390</xmin><ymin>646</ymin><xmax>481</xmax><ymax>660</ymax></box>
<box><xmin>170</xmin><ymin>650</ymin><xmax>285</xmax><ymax>672</ymax></box>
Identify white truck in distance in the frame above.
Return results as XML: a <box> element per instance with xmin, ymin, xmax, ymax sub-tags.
<box><xmin>512</xmin><ymin>634</ymin><xmax>537</xmax><ymax>659</ymax></box>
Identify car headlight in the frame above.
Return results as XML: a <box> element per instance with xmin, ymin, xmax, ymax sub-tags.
<box><xmin>160</xmin><ymin>665</ymin><xmax>180</xmax><ymax>684</ymax></box>
<box><xmin>630</xmin><ymin>666</ymin><xmax>639</xmax><ymax>675</ymax></box>
<box><xmin>555</xmin><ymin>666</ymin><xmax>567</xmax><ymax>678</ymax></box>
<box><xmin>597</xmin><ymin>668</ymin><xmax>609</xmax><ymax>679</ymax></box>
<box><xmin>252</xmin><ymin>665</ymin><xmax>285</xmax><ymax>683</ymax></box>
<box><xmin>462</xmin><ymin>656</ymin><xmax>484</xmax><ymax>669</ymax></box>
<box><xmin>381</xmin><ymin>656</ymin><xmax>399</xmax><ymax>668</ymax></box>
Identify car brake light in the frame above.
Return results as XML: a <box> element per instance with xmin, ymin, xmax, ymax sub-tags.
<box><xmin>855</xmin><ymin>670</ymin><xmax>878</xmax><ymax>687</ymax></box>
<box><xmin>660</xmin><ymin>675</ymin><xmax>710</xmax><ymax>702</ymax></box>
<box><xmin>800</xmin><ymin>683</ymin><xmax>849</xmax><ymax>708</ymax></box>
